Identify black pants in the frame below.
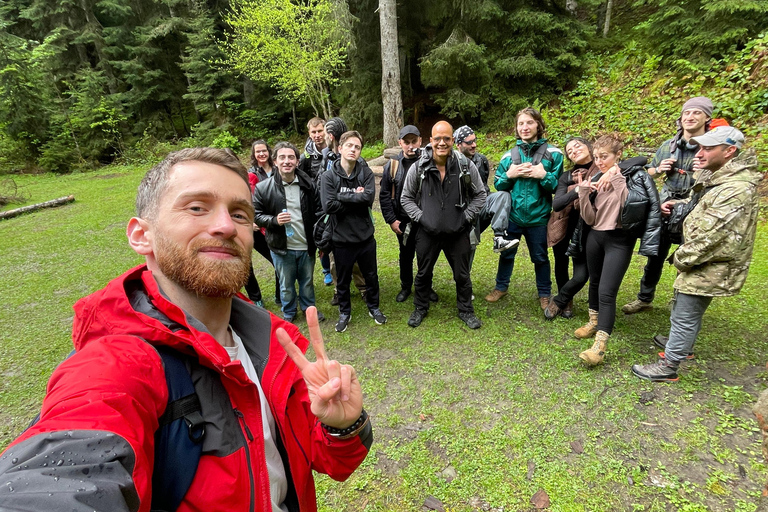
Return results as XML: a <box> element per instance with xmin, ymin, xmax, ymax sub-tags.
<box><xmin>585</xmin><ymin>229</ymin><xmax>636</xmax><ymax>334</ymax></box>
<box><xmin>334</xmin><ymin>239</ymin><xmax>380</xmax><ymax>315</ymax></box>
<box><xmin>245</xmin><ymin>230</ymin><xmax>280</xmax><ymax>303</ymax></box>
<box><xmin>637</xmin><ymin>228</ymin><xmax>674</xmax><ymax>303</ymax></box>
<box><xmin>414</xmin><ymin>229</ymin><xmax>474</xmax><ymax>314</ymax></box>
<box><xmin>552</xmin><ymin>254</ymin><xmax>589</xmax><ymax>309</ymax></box>
<box><xmin>396</xmin><ymin>223</ymin><xmax>418</xmax><ymax>291</ymax></box>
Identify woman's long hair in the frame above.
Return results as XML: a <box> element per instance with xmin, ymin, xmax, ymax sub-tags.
<box><xmin>250</xmin><ymin>139</ymin><xmax>274</xmax><ymax>170</ymax></box>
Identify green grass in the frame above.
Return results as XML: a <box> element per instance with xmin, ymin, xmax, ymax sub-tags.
<box><xmin>1</xmin><ymin>165</ymin><xmax>767</xmax><ymax>511</ymax></box>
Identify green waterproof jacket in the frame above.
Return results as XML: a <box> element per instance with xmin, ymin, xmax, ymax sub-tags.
<box><xmin>673</xmin><ymin>148</ymin><xmax>762</xmax><ymax>297</ymax></box>
<box><xmin>494</xmin><ymin>138</ymin><xmax>564</xmax><ymax>227</ymax></box>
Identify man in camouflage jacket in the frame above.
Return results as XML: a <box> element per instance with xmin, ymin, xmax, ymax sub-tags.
<box><xmin>632</xmin><ymin>127</ymin><xmax>762</xmax><ymax>382</ymax></box>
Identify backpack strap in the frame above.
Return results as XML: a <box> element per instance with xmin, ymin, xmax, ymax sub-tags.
<box><xmin>530</xmin><ymin>143</ymin><xmax>552</xmax><ymax>166</ymax></box>
<box><xmin>510</xmin><ymin>146</ymin><xmax>522</xmax><ymax>165</ymax></box>
<box><xmin>151</xmin><ymin>346</ymin><xmax>205</xmax><ymax>512</ymax></box>
<box><xmin>389</xmin><ymin>158</ymin><xmax>399</xmax><ymax>198</ymax></box>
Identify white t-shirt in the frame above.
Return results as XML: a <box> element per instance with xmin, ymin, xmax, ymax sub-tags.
<box><xmin>225</xmin><ymin>329</ymin><xmax>289</xmax><ymax>512</ymax></box>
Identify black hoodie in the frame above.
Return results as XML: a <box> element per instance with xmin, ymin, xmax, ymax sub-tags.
<box><xmin>320</xmin><ymin>158</ymin><xmax>376</xmax><ymax>246</ymax></box>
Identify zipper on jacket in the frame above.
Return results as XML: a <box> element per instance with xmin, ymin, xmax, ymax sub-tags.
<box><xmin>234</xmin><ymin>408</ymin><xmax>256</xmax><ymax>512</ymax></box>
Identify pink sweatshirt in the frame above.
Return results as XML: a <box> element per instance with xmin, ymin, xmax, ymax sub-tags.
<box><xmin>578</xmin><ymin>171</ymin><xmax>628</xmax><ymax>231</ymax></box>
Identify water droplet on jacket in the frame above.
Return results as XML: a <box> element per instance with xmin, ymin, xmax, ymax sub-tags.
<box><xmin>81</xmin><ymin>468</ymin><xmax>90</xmax><ymax>475</ymax></box>
<box><xmin>54</xmin><ymin>476</ymin><xmax>59</xmax><ymax>482</ymax></box>
<box><xmin>41</xmin><ymin>463</ymin><xmax>47</xmax><ymax>467</ymax></box>
<box><xmin>57</xmin><ymin>460</ymin><xmax>64</xmax><ymax>466</ymax></box>
<box><xmin>10</xmin><ymin>458</ymin><xmax>17</xmax><ymax>464</ymax></box>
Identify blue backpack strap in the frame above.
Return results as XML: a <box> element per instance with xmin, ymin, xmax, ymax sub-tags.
<box><xmin>151</xmin><ymin>347</ymin><xmax>204</xmax><ymax>512</ymax></box>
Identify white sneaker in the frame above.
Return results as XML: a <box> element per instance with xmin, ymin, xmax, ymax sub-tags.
<box><xmin>493</xmin><ymin>236</ymin><xmax>519</xmax><ymax>253</ymax></box>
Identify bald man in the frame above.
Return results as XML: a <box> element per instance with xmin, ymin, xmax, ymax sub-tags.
<box><xmin>400</xmin><ymin>121</ymin><xmax>487</xmax><ymax>329</ymax></box>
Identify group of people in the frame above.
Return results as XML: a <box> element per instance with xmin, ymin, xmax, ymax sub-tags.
<box><xmin>0</xmin><ymin>97</ymin><xmax>760</xmax><ymax>512</ymax></box>
<box><xmin>245</xmin><ymin>99</ymin><xmax>761</xmax><ymax>384</ymax></box>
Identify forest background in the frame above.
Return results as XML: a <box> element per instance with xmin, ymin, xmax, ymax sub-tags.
<box><xmin>0</xmin><ymin>0</ymin><xmax>767</xmax><ymax>174</ymax></box>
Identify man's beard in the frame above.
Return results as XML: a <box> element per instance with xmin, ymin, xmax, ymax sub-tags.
<box><xmin>155</xmin><ymin>234</ymin><xmax>251</xmax><ymax>298</ymax></box>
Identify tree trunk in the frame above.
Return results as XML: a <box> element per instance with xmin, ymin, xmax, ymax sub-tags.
<box><xmin>291</xmin><ymin>102</ymin><xmax>299</xmax><ymax>134</ymax></box>
<box><xmin>379</xmin><ymin>0</ymin><xmax>403</xmax><ymax>147</ymax></box>
<box><xmin>603</xmin><ymin>0</ymin><xmax>613</xmax><ymax>37</ymax></box>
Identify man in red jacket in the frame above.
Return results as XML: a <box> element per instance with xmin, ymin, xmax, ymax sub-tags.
<box><xmin>0</xmin><ymin>148</ymin><xmax>372</xmax><ymax>512</ymax></box>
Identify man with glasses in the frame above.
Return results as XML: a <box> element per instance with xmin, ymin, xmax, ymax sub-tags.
<box><xmin>623</xmin><ymin>97</ymin><xmax>714</xmax><ymax>315</ymax></box>
<box><xmin>401</xmin><ymin>121</ymin><xmax>486</xmax><ymax>329</ymax></box>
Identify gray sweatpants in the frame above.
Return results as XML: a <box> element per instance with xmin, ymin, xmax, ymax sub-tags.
<box><xmin>664</xmin><ymin>291</ymin><xmax>713</xmax><ymax>364</ymax></box>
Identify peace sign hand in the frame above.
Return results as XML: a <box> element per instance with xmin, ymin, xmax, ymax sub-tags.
<box><xmin>276</xmin><ymin>306</ymin><xmax>363</xmax><ymax>429</ymax></box>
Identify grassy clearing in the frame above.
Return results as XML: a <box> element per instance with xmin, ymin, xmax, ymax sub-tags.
<box><xmin>1</xmin><ymin>165</ymin><xmax>767</xmax><ymax>511</ymax></box>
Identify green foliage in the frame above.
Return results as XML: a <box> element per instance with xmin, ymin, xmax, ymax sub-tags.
<box><xmin>633</xmin><ymin>0</ymin><xmax>768</xmax><ymax>63</ymax></box>
<box><xmin>543</xmin><ymin>35</ymin><xmax>768</xmax><ymax>165</ymax></box>
<box><xmin>225</xmin><ymin>0</ymin><xmax>353</xmax><ymax>119</ymax></box>
<box><xmin>210</xmin><ymin>130</ymin><xmax>240</xmax><ymax>151</ymax></box>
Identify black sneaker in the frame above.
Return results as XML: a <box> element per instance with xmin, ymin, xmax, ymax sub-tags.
<box><xmin>631</xmin><ymin>359</ymin><xmax>679</xmax><ymax>382</ymax></box>
<box><xmin>283</xmin><ymin>315</ymin><xmax>295</xmax><ymax>323</ymax></box>
<box><xmin>331</xmin><ymin>291</ymin><xmax>339</xmax><ymax>306</ymax></box>
<box><xmin>368</xmin><ymin>308</ymin><xmax>387</xmax><ymax>325</ymax></box>
<box><xmin>458</xmin><ymin>312</ymin><xmax>482</xmax><ymax>329</ymax></box>
<box><xmin>396</xmin><ymin>289</ymin><xmax>411</xmax><ymax>303</ymax></box>
<box><xmin>429</xmin><ymin>289</ymin><xmax>439</xmax><ymax>303</ymax></box>
<box><xmin>652</xmin><ymin>335</ymin><xmax>694</xmax><ymax>360</ymax></box>
<box><xmin>316</xmin><ymin>311</ymin><xmax>326</xmax><ymax>322</ymax></box>
<box><xmin>335</xmin><ymin>313</ymin><xmax>351</xmax><ymax>333</ymax></box>
<box><xmin>408</xmin><ymin>309</ymin><xmax>427</xmax><ymax>328</ymax></box>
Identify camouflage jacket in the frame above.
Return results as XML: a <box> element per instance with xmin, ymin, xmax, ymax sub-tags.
<box><xmin>673</xmin><ymin>148</ymin><xmax>762</xmax><ymax>296</ymax></box>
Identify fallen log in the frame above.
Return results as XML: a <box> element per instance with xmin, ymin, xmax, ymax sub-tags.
<box><xmin>0</xmin><ymin>195</ymin><xmax>75</xmax><ymax>221</ymax></box>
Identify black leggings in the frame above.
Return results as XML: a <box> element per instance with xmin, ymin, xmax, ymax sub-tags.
<box><xmin>245</xmin><ymin>230</ymin><xmax>280</xmax><ymax>302</ymax></box>
<box><xmin>585</xmin><ymin>229</ymin><xmax>636</xmax><ymax>334</ymax></box>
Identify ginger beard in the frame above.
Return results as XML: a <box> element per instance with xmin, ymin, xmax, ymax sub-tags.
<box><xmin>154</xmin><ymin>232</ymin><xmax>251</xmax><ymax>298</ymax></box>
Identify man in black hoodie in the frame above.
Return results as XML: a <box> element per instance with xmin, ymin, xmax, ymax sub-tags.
<box><xmin>320</xmin><ymin>131</ymin><xmax>386</xmax><ymax>333</ymax></box>
<box><xmin>379</xmin><ymin>125</ymin><xmax>439</xmax><ymax>304</ymax></box>
<box><xmin>401</xmin><ymin>121</ymin><xmax>487</xmax><ymax>329</ymax></box>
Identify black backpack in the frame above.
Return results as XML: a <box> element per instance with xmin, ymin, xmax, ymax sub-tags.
<box><xmin>508</xmin><ymin>143</ymin><xmax>553</xmax><ymax>166</ymax></box>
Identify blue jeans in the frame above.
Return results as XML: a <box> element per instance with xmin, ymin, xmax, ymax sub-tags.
<box><xmin>494</xmin><ymin>221</ymin><xmax>551</xmax><ymax>296</ymax></box>
<box><xmin>664</xmin><ymin>292</ymin><xmax>713</xmax><ymax>363</ymax></box>
<box><xmin>271</xmin><ymin>250</ymin><xmax>316</xmax><ymax>318</ymax></box>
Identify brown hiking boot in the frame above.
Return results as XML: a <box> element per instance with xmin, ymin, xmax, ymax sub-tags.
<box><xmin>579</xmin><ymin>330</ymin><xmax>609</xmax><ymax>365</ymax></box>
<box><xmin>543</xmin><ymin>299</ymin><xmax>561</xmax><ymax>320</ymax></box>
<box><xmin>485</xmin><ymin>289</ymin><xmax>507</xmax><ymax>303</ymax></box>
<box><xmin>574</xmin><ymin>309</ymin><xmax>598</xmax><ymax>339</ymax></box>
<box><xmin>561</xmin><ymin>301</ymin><xmax>574</xmax><ymax>319</ymax></box>
<box><xmin>539</xmin><ymin>296</ymin><xmax>550</xmax><ymax>310</ymax></box>
<box><xmin>621</xmin><ymin>299</ymin><xmax>653</xmax><ymax>315</ymax></box>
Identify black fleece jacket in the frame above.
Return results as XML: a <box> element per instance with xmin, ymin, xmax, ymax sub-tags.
<box><xmin>320</xmin><ymin>159</ymin><xmax>376</xmax><ymax>246</ymax></box>
<box><xmin>379</xmin><ymin>151</ymin><xmax>420</xmax><ymax>225</ymax></box>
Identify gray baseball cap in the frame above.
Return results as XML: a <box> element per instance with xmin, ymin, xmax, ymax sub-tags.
<box><xmin>692</xmin><ymin>126</ymin><xmax>745</xmax><ymax>149</ymax></box>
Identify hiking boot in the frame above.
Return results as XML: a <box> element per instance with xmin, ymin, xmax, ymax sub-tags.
<box><xmin>543</xmin><ymin>300</ymin><xmax>561</xmax><ymax>320</ymax></box>
<box><xmin>396</xmin><ymin>288</ymin><xmax>411</xmax><ymax>303</ymax></box>
<box><xmin>493</xmin><ymin>236</ymin><xmax>519</xmax><ymax>253</ymax></box>
<box><xmin>631</xmin><ymin>359</ymin><xmax>680</xmax><ymax>382</ymax></box>
<box><xmin>429</xmin><ymin>289</ymin><xmax>439</xmax><ymax>303</ymax></box>
<box><xmin>579</xmin><ymin>330</ymin><xmax>609</xmax><ymax>366</ymax></box>
<box><xmin>622</xmin><ymin>299</ymin><xmax>653</xmax><ymax>315</ymax></box>
<box><xmin>458</xmin><ymin>312</ymin><xmax>482</xmax><ymax>329</ymax></box>
<box><xmin>485</xmin><ymin>289</ymin><xmax>507</xmax><ymax>303</ymax></box>
<box><xmin>653</xmin><ymin>335</ymin><xmax>694</xmax><ymax>360</ymax></box>
<box><xmin>368</xmin><ymin>308</ymin><xmax>387</xmax><ymax>325</ymax></box>
<box><xmin>561</xmin><ymin>301</ymin><xmax>574</xmax><ymax>319</ymax></box>
<box><xmin>323</xmin><ymin>272</ymin><xmax>333</xmax><ymax>286</ymax></box>
<box><xmin>335</xmin><ymin>313</ymin><xmax>351</xmax><ymax>333</ymax></box>
<box><xmin>539</xmin><ymin>296</ymin><xmax>551</xmax><ymax>310</ymax></box>
<box><xmin>574</xmin><ymin>309</ymin><xmax>599</xmax><ymax>339</ymax></box>
<box><xmin>331</xmin><ymin>291</ymin><xmax>339</xmax><ymax>306</ymax></box>
<box><xmin>408</xmin><ymin>309</ymin><xmax>427</xmax><ymax>328</ymax></box>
